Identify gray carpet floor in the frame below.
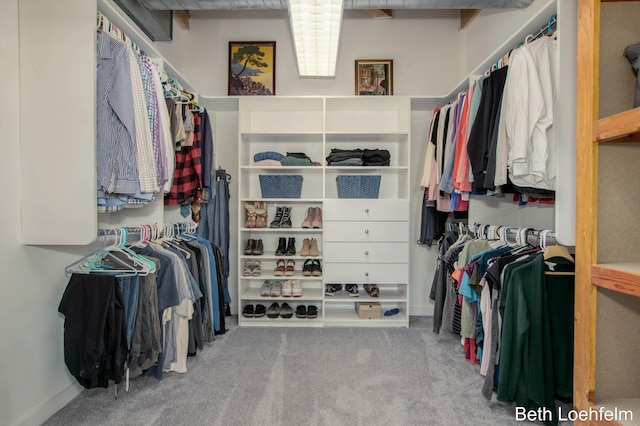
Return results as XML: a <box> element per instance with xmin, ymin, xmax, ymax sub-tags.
<box><xmin>44</xmin><ymin>316</ymin><xmax>571</xmax><ymax>426</ymax></box>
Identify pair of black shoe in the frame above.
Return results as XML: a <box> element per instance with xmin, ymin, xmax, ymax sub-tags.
<box><xmin>275</xmin><ymin>237</ymin><xmax>296</xmax><ymax>256</ymax></box>
<box><xmin>302</xmin><ymin>259</ymin><xmax>322</xmax><ymax>276</ymax></box>
<box><xmin>325</xmin><ymin>284</ymin><xmax>358</xmax><ymax>296</ymax></box>
<box><xmin>295</xmin><ymin>305</ymin><xmax>318</xmax><ymax>319</ymax></box>
<box><xmin>243</xmin><ymin>304</ymin><xmax>266</xmax><ymax>318</ymax></box>
<box><xmin>270</xmin><ymin>207</ymin><xmax>292</xmax><ymax>228</ymax></box>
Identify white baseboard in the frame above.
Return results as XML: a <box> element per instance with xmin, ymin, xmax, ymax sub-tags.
<box><xmin>14</xmin><ymin>382</ymin><xmax>82</xmax><ymax>426</ymax></box>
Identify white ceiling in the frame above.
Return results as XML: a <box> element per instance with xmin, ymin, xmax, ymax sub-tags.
<box><xmin>137</xmin><ymin>0</ymin><xmax>534</xmax><ymax>10</ymax></box>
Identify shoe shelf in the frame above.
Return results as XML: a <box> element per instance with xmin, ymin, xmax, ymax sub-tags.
<box><xmin>240</xmin><ymin>228</ymin><xmax>323</xmax><ymax>233</ymax></box>
<box><xmin>325</xmin><ymin>289</ymin><xmax>407</xmax><ymax>302</ymax></box>
<box><xmin>323</xmin><ymin>304</ymin><xmax>407</xmax><ymax>328</ymax></box>
<box><xmin>240</xmin><ymin>316</ymin><xmax>324</xmax><ymax>327</ymax></box>
<box><xmin>238</xmin><ymin>96</ymin><xmax>410</xmax><ymax>328</ymax></box>
<box><xmin>241</xmin><ymin>287</ymin><xmax>324</xmax><ymax>301</ymax></box>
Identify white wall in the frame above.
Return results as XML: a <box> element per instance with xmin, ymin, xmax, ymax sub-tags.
<box><xmin>1</xmin><ymin>2</ymin><xmax>85</xmax><ymax>425</ymax></box>
<box><xmin>158</xmin><ymin>9</ymin><xmax>463</xmax><ymax>97</ymax></box>
<box><xmin>2</xmin><ymin>2</ymin><xmax>563</xmax><ymax>425</ymax></box>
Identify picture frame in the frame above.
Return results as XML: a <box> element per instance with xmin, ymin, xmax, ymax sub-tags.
<box><xmin>229</xmin><ymin>41</ymin><xmax>276</xmax><ymax>96</ymax></box>
<box><xmin>355</xmin><ymin>59</ymin><xmax>393</xmax><ymax>96</ymax></box>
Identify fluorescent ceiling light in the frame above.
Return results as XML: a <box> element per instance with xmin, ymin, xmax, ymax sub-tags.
<box><xmin>288</xmin><ymin>0</ymin><xmax>344</xmax><ymax>77</ymax></box>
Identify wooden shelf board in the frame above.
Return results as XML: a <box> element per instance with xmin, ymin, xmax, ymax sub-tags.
<box><xmin>593</xmin><ymin>108</ymin><xmax>640</xmax><ymax>142</ymax></box>
<box><xmin>592</xmin><ymin>263</ymin><xmax>640</xmax><ymax>297</ymax></box>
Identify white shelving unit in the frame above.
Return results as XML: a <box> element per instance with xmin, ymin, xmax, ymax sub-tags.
<box><xmin>238</xmin><ymin>96</ymin><xmax>410</xmax><ymax>327</ymax></box>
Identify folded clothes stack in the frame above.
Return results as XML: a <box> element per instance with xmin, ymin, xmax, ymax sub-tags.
<box><xmin>280</xmin><ymin>152</ymin><xmax>315</xmax><ymax>166</ymax></box>
<box><xmin>254</xmin><ymin>151</ymin><xmax>285</xmax><ymax>166</ymax></box>
<box><xmin>326</xmin><ymin>148</ymin><xmax>390</xmax><ymax>166</ymax></box>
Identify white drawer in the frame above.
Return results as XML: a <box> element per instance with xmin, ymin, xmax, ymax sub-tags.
<box><xmin>324</xmin><ymin>199</ymin><xmax>409</xmax><ymax>221</ymax></box>
<box><xmin>323</xmin><ymin>263</ymin><xmax>408</xmax><ymax>284</ymax></box>
<box><xmin>324</xmin><ymin>221</ymin><xmax>408</xmax><ymax>242</ymax></box>
<box><xmin>323</xmin><ymin>242</ymin><xmax>409</xmax><ymax>263</ymax></box>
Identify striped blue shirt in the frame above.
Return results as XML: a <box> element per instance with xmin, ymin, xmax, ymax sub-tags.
<box><xmin>96</xmin><ymin>31</ymin><xmax>137</xmax><ymax>196</ymax></box>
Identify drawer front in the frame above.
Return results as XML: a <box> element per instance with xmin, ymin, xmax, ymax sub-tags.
<box><xmin>324</xmin><ymin>199</ymin><xmax>409</xmax><ymax>222</ymax></box>
<box><xmin>324</xmin><ymin>221</ymin><xmax>408</xmax><ymax>242</ymax></box>
<box><xmin>323</xmin><ymin>242</ymin><xmax>409</xmax><ymax>263</ymax></box>
<box><xmin>323</xmin><ymin>263</ymin><xmax>408</xmax><ymax>284</ymax></box>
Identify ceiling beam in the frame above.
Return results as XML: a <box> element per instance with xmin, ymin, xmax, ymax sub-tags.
<box><xmin>460</xmin><ymin>9</ymin><xmax>480</xmax><ymax>30</ymax></box>
<box><xmin>174</xmin><ymin>10</ymin><xmax>190</xmax><ymax>31</ymax></box>
<box><xmin>363</xmin><ymin>9</ymin><xmax>393</xmax><ymax>19</ymax></box>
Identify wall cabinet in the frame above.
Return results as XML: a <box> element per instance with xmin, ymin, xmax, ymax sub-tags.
<box><xmin>575</xmin><ymin>1</ymin><xmax>640</xmax><ymax>424</ymax></box>
<box><xmin>237</xmin><ymin>97</ymin><xmax>410</xmax><ymax>327</ymax></box>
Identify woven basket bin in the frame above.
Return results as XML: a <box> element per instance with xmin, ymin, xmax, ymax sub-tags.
<box><xmin>259</xmin><ymin>175</ymin><xmax>303</xmax><ymax>198</ymax></box>
<box><xmin>336</xmin><ymin>175</ymin><xmax>381</xmax><ymax>199</ymax></box>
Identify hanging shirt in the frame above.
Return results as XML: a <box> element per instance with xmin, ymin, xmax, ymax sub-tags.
<box><xmin>499</xmin><ymin>36</ymin><xmax>558</xmax><ymax>190</ymax></box>
<box><xmin>96</xmin><ymin>31</ymin><xmax>137</xmax><ymax>197</ymax></box>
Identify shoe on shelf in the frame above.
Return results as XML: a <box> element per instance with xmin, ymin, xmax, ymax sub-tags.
<box><xmin>291</xmin><ymin>280</ymin><xmax>303</xmax><ymax>297</ymax></box>
<box><xmin>363</xmin><ymin>284</ymin><xmax>380</xmax><ymax>297</ymax></box>
<box><xmin>280</xmin><ymin>302</ymin><xmax>294</xmax><ymax>319</ymax></box>
<box><xmin>311</xmin><ymin>259</ymin><xmax>322</xmax><ymax>276</ymax></box>
<box><xmin>254</xmin><ymin>304</ymin><xmax>266</xmax><ymax>318</ymax></box>
<box><xmin>275</xmin><ymin>237</ymin><xmax>287</xmax><ymax>256</ymax></box>
<box><xmin>285</xmin><ymin>260</ymin><xmax>296</xmax><ymax>276</ymax></box>
<box><xmin>309</xmin><ymin>238</ymin><xmax>319</xmax><ymax>257</ymax></box>
<box><xmin>266</xmin><ymin>302</ymin><xmax>280</xmax><ymax>318</ymax></box>
<box><xmin>311</xmin><ymin>207</ymin><xmax>322</xmax><ymax>228</ymax></box>
<box><xmin>285</xmin><ymin>237</ymin><xmax>296</xmax><ymax>256</ymax></box>
<box><xmin>254</xmin><ymin>201</ymin><xmax>267</xmax><ymax>228</ymax></box>
<box><xmin>270</xmin><ymin>207</ymin><xmax>284</xmax><ymax>228</ymax></box>
<box><xmin>325</xmin><ymin>283</ymin><xmax>342</xmax><ymax>296</ymax></box>
<box><xmin>251</xmin><ymin>260</ymin><xmax>262</xmax><ymax>276</ymax></box>
<box><xmin>295</xmin><ymin>305</ymin><xmax>307</xmax><ymax>318</ymax></box>
<box><xmin>260</xmin><ymin>280</ymin><xmax>272</xmax><ymax>297</ymax></box>
<box><xmin>271</xmin><ymin>281</ymin><xmax>283</xmax><ymax>297</ymax></box>
<box><xmin>384</xmin><ymin>308</ymin><xmax>400</xmax><ymax>316</ymax></box>
<box><xmin>301</xmin><ymin>207</ymin><xmax>314</xmax><ymax>228</ymax></box>
<box><xmin>253</xmin><ymin>239</ymin><xmax>264</xmax><ymax>256</ymax></box>
<box><xmin>302</xmin><ymin>259</ymin><xmax>314</xmax><ymax>276</ymax></box>
<box><xmin>242</xmin><ymin>260</ymin><xmax>253</xmax><ymax>276</ymax></box>
<box><xmin>244</xmin><ymin>202</ymin><xmax>257</xmax><ymax>228</ymax></box>
<box><xmin>280</xmin><ymin>207</ymin><xmax>292</xmax><ymax>228</ymax></box>
<box><xmin>242</xmin><ymin>304</ymin><xmax>254</xmax><ymax>318</ymax></box>
<box><xmin>306</xmin><ymin>305</ymin><xmax>318</xmax><ymax>319</ymax></box>
<box><xmin>282</xmin><ymin>280</ymin><xmax>293</xmax><ymax>297</ymax></box>
<box><xmin>345</xmin><ymin>284</ymin><xmax>359</xmax><ymax>297</ymax></box>
<box><xmin>243</xmin><ymin>239</ymin><xmax>255</xmax><ymax>255</ymax></box>
<box><xmin>274</xmin><ymin>260</ymin><xmax>286</xmax><ymax>276</ymax></box>
<box><xmin>300</xmin><ymin>238</ymin><xmax>311</xmax><ymax>256</ymax></box>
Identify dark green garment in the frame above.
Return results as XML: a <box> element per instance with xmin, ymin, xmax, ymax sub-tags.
<box><xmin>544</xmin><ymin>256</ymin><xmax>575</xmax><ymax>401</ymax></box>
<box><xmin>497</xmin><ymin>253</ymin><xmax>557</xmax><ymax>425</ymax></box>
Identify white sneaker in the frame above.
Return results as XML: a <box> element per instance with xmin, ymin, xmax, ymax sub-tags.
<box><xmin>260</xmin><ymin>280</ymin><xmax>272</xmax><ymax>297</ymax></box>
<box><xmin>282</xmin><ymin>280</ymin><xmax>293</xmax><ymax>297</ymax></box>
<box><xmin>291</xmin><ymin>280</ymin><xmax>303</xmax><ymax>297</ymax></box>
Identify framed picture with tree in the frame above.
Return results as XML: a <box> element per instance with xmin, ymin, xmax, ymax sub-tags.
<box><xmin>228</xmin><ymin>41</ymin><xmax>276</xmax><ymax>96</ymax></box>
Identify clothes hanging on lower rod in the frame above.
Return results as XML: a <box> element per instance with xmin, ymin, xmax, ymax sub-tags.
<box><xmin>429</xmin><ymin>224</ymin><xmax>574</xmax><ymax>426</ymax></box>
<box><xmin>58</xmin><ymin>224</ymin><xmax>227</xmax><ymax>390</ymax></box>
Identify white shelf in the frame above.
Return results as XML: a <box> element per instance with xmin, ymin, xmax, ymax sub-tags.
<box><xmin>241</xmin><ymin>287</ymin><xmax>324</xmax><ymax>301</ymax></box>
<box><xmin>239</xmin><ymin>316</ymin><xmax>324</xmax><ymax>327</ymax></box>
<box><xmin>238</xmin><ymin>97</ymin><xmax>410</xmax><ymax>328</ymax></box>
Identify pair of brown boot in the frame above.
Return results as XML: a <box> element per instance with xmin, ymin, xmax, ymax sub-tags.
<box><xmin>300</xmin><ymin>238</ymin><xmax>319</xmax><ymax>256</ymax></box>
<box><xmin>301</xmin><ymin>207</ymin><xmax>322</xmax><ymax>228</ymax></box>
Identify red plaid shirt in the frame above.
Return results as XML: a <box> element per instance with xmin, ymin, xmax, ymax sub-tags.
<box><xmin>165</xmin><ymin>113</ymin><xmax>202</xmax><ymax>205</ymax></box>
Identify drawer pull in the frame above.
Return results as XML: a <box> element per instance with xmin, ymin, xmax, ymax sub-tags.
<box><xmin>365</xmin><ymin>272</ymin><xmax>369</xmax><ymax>277</ymax></box>
<box><xmin>365</xmin><ymin>208</ymin><xmax>370</xmax><ymax>213</ymax></box>
<box><xmin>365</xmin><ymin>229</ymin><xmax>369</xmax><ymax>235</ymax></box>
<box><xmin>365</xmin><ymin>251</ymin><xmax>369</xmax><ymax>255</ymax></box>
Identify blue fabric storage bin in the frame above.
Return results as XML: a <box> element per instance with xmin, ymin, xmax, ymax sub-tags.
<box><xmin>259</xmin><ymin>175</ymin><xmax>303</xmax><ymax>198</ymax></box>
<box><xmin>336</xmin><ymin>175</ymin><xmax>381</xmax><ymax>199</ymax></box>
